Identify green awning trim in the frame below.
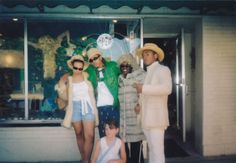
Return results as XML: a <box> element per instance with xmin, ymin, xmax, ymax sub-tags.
<box><xmin>0</xmin><ymin>0</ymin><xmax>235</xmax><ymax>11</ymax></box>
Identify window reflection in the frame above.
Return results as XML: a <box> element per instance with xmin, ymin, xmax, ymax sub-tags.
<box><xmin>0</xmin><ymin>20</ymin><xmax>24</xmax><ymax>120</ymax></box>
<box><xmin>0</xmin><ymin>19</ymin><xmax>140</xmax><ymax>123</ymax></box>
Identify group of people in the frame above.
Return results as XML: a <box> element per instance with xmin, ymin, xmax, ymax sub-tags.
<box><xmin>55</xmin><ymin>43</ymin><xmax>172</xmax><ymax>163</ymax></box>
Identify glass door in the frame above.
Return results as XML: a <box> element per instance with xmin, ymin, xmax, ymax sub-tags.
<box><xmin>176</xmin><ymin>28</ymin><xmax>187</xmax><ymax>142</ymax></box>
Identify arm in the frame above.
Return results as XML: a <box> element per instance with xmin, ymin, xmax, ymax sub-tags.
<box><xmin>134</xmin><ymin>103</ymin><xmax>141</xmax><ymax>114</ymax></box>
<box><xmin>91</xmin><ymin>140</ymin><xmax>101</xmax><ymax>163</ymax></box>
<box><xmin>55</xmin><ymin>73</ymin><xmax>69</xmax><ymax>100</ymax></box>
<box><xmin>27</xmin><ymin>41</ymin><xmax>40</xmax><ymax>49</ymax></box>
<box><xmin>119</xmin><ymin>140</ymin><xmax>127</xmax><ymax>163</ymax></box>
<box><xmin>87</xmin><ymin>80</ymin><xmax>96</xmax><ymax>108</ymax></box>
<box><xmin>87</xmin><ymin>80</ymin><xmax>99</xmax><ymax>126</ymax></box>
<box><xmin>108</xmin><ymin>140</ymin><xmax>126</xmax><ymax>163</ymax></box>
<box><xmin>56</xmin><ymin>30</ymin><xmax>70</xmax><ymax>43</ymax></box>
<box><xmin>86</xmin><ymin>65</ymin><xmax>97</xmax><ymax>89</ymax></box>
<box><xmin>134</xmin><ymin>69</ymin><xmax>146</xmax><ymax>114</ymax></box>
<box><xmin>53</xmin><ymin>30</ymin><xmax>70</xmax><ymax>51</ymax></box>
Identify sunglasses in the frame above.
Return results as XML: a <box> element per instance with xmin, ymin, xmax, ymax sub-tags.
<box><xmin>73</xmin><ymin>67</ymin><xmax>83</xmax><ymax>71</ymax></box>
<box><xmin>89</xmin><ymin>55</ymin><xmax>100</xmax><ymax>63</ymax></box>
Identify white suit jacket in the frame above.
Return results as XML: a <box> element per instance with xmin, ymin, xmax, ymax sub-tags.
<box><xmin>141</xmin><ymin>62</ymin><xmax>172</xmax><ymax>130</ymax></box>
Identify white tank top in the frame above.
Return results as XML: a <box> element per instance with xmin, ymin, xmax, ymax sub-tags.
<box><xmin>97</xmin><ymin>137</ymin><xmax>121</xmax><ymax>163</ymax></box>
<box><xmin>72</xmin><ymin>81</ymin><xmax>94</xmax><ymax>114</ymax></box>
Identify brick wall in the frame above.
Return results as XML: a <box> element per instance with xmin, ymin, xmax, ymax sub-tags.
<box><xmin>202</xmin><ymin>16</ymin><xmax>236</xmax><ymax>156</ymax></box>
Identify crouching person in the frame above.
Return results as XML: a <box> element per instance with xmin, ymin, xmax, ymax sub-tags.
<box><xmin>91</xmin><ymin>119</ymin><xmax>126</xmax><ymax>163</ymax></box>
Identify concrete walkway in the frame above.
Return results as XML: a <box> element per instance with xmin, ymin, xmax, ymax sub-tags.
<box><xmin>15</xmin><ymin>155</ymin><xmax>236</xmax><ymax>163</ymax></box>
<box><xmin>166</xmin><ymin>155</ymin><xmax>236</xmax><ymax>163</ymax></box>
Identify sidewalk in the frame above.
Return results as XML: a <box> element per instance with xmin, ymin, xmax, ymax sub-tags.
<box><xmin>166</xmin><ymin>155</ymin><xmax>236</xmax><ymax>163</ymax></box>
<box><xmin>16</xmin><ymin>155</ymin><xmax>236</xmax><ymax>163</ymax></box>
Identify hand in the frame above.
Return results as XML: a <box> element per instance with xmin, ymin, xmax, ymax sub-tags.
<box><xmin>134</xmin><ymin>104</ymin><xmax>141</xmax><ymax>114</ymax></box>
<box><xmin>133</xmin><ymin>82</ymin><xmax>143</xmax><ymax>93</ymax></box>
<box><xmin>59</xmin><ymin>73</ymin><xmax>69</xmax><ymax>85</ymax></box>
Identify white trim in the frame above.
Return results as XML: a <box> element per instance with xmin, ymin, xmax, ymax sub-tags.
<box><xmin>24</xmin><ymin>19</ymin><xmax>29</xmax><ymax>120</ymax></box>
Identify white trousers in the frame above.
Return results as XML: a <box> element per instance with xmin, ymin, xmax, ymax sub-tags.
<box><xmin>143</xmin><ymin>128</ymin><xmax>165</xmax><ymax>163</ymax></box>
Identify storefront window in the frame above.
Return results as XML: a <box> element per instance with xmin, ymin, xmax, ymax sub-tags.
<box><xmin>0</xmin><ymin>18</ymin><xmax>140</xmax><ymax>124</ymax></box>
<box><xmin>0</xmin><ymin>19</ymin><xmax>24</xmax><ymax>121</ymax></box>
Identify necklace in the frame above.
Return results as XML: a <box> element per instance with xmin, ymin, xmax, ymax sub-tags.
<box><xmin>96</xmin><ymin>67</ymin><xmax>105</xmax><ymax>81</ymax></box>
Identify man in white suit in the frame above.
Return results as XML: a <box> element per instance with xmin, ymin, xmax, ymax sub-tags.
<box><xmin>134</xmin><ymin>43</ymin><xmax>172</xmax><ymax>163</ymax></box>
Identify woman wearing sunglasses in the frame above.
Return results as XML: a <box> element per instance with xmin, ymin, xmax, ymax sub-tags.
<box><xmin>55</xmin><ymin>54</ymin><xmax>98</xmax><ymax>163</ymax></box>
<box><xmin>85</xmin><ymin>48</ymin><xmax>120</xmax><ymax>138</ymax></box>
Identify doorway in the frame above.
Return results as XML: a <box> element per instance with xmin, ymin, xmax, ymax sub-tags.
<box><xmin>143</xmin><ymin>37</ymin><xmax>189</xmax><ymax>158</ymax></box>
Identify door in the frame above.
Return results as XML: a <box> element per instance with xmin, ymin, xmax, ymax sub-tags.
<box><xmin>176</xmin><ymin>28</ymin><xmax>187</xmax><ymax>142</ymax></box>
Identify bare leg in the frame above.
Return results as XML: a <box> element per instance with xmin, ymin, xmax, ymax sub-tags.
<box><xmin>72</xmin><ymin>122</ymin><xmax>85</xmax><ymax>160</ymax></box>
<box><xmin>82</xmin><ymin>120</ymin><xmax>95</xmax><ymax>163</ymax></box>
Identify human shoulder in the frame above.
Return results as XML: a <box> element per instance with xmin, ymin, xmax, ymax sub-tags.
<box><xmin>133</xmin><ymin>68</ymin><xmax>146</xmax><ymax>75</ymax></box>
<box><xmin>105</xmin><ymin>60</ymin><xmax>118</xmax><ymax>67</ymax></box>
<box><xmin>152</xmin><ymin>63</ymin><xmax>171</xmax><ymax>78</ymax></box>
<box><xmin>96</xmin><ymin>138</ymin><xmax>102</xmax><ymax>144</ymax></box>
<box><xmin>105</xmin><ymin>60</ymin><xmax>120</xmax><ymax>74</ymax></box>
<box><xmin>94</xmin><ymin>138</ymin><xmax>102</xmax><ymax>149</ymax></box>
<box><xmin>84</xmin><ymin>79</ymin><xmax>93</xmax><ymax>86</ymax></box>
<box><xmin>86</xmin><ymin>64</ymin><xmax>96</xmax><ymax>72</ymax></box>
<box><xmin>99</xmin><ymin>137</ymin><xmax>107</xmax><ymax>146</ymax></box>
<box><xmin>82</xmin><ymin>71</ymin><xmax>89</xmax><ymax>79</ymax></box>
<box><xmin>115</xmin><ymin>137</ymin><xmax>122</xmax><ymax>145</ymax></box>
<box><xmin>152</xmin><ymin>62</ymin><xmax>169</xmax><ymax>71</ymax></box>
<box><xmin>116</xmin><ymin>137</ymin><xmax>125</xmax><ymax>150</ymax></box>
<box><xmin>85</xmin><ymin>65</ymin><xmax>97</xmax><ymax>83</ymax></box>
<box><xmin>129</xmin><ymin>68</ymin><xmax>145</xmax><ymax>80</ymax></box>
<box><xmin>159</xmin><ymin>64</ymin><xmax>171</xmax><ymax>73</ymax></box>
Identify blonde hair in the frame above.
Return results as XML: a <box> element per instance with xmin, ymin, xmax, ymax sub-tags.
<box><xmin>117</xmin><ymin>54</ymin><xmax>139</xmax><ymax>71</ymax></box>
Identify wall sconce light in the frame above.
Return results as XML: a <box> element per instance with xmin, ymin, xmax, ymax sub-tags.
<box><xmin>12</xmin><ymin>18</ymin><xmax>18</xmax><ymax>22</ymax></box>
<box><xmin>112</xmin><ymin>20</ymin><xmax>118</xmax><ymax>23</ymax></box>
<box><xmin>81</xmin><ymin>33</ymin><xmax>100</xmax><ymax>41</ymax></box>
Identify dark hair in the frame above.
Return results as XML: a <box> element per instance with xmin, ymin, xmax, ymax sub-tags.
<box><xmin>105</xmin><ymin>119</ymin><xmax>119</xmax><ymax>129</ymax></box>
<box><xmin>72</xmin><ymin>59</ymin><xmax>84</xmax><ymax>66</ymax></box>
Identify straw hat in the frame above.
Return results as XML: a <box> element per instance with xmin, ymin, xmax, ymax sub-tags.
<box><xmin>87</xmin><ymin>48</ymin><xmax>102</xmax><ymax>60</ymax></box>
<box><xmin>117</xmin><ymin>54</ymin><xmax>140</xmax><ymax>71</ymax></box>
<box><xmin>137</xmin><ymin>43</ymin><xmax>165</xmax><ymax>62</ymax></box>
<box><xmin>67</xmin><ymin>55</ymin><xmax>88</xmax><ymax>70</ymax></box>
